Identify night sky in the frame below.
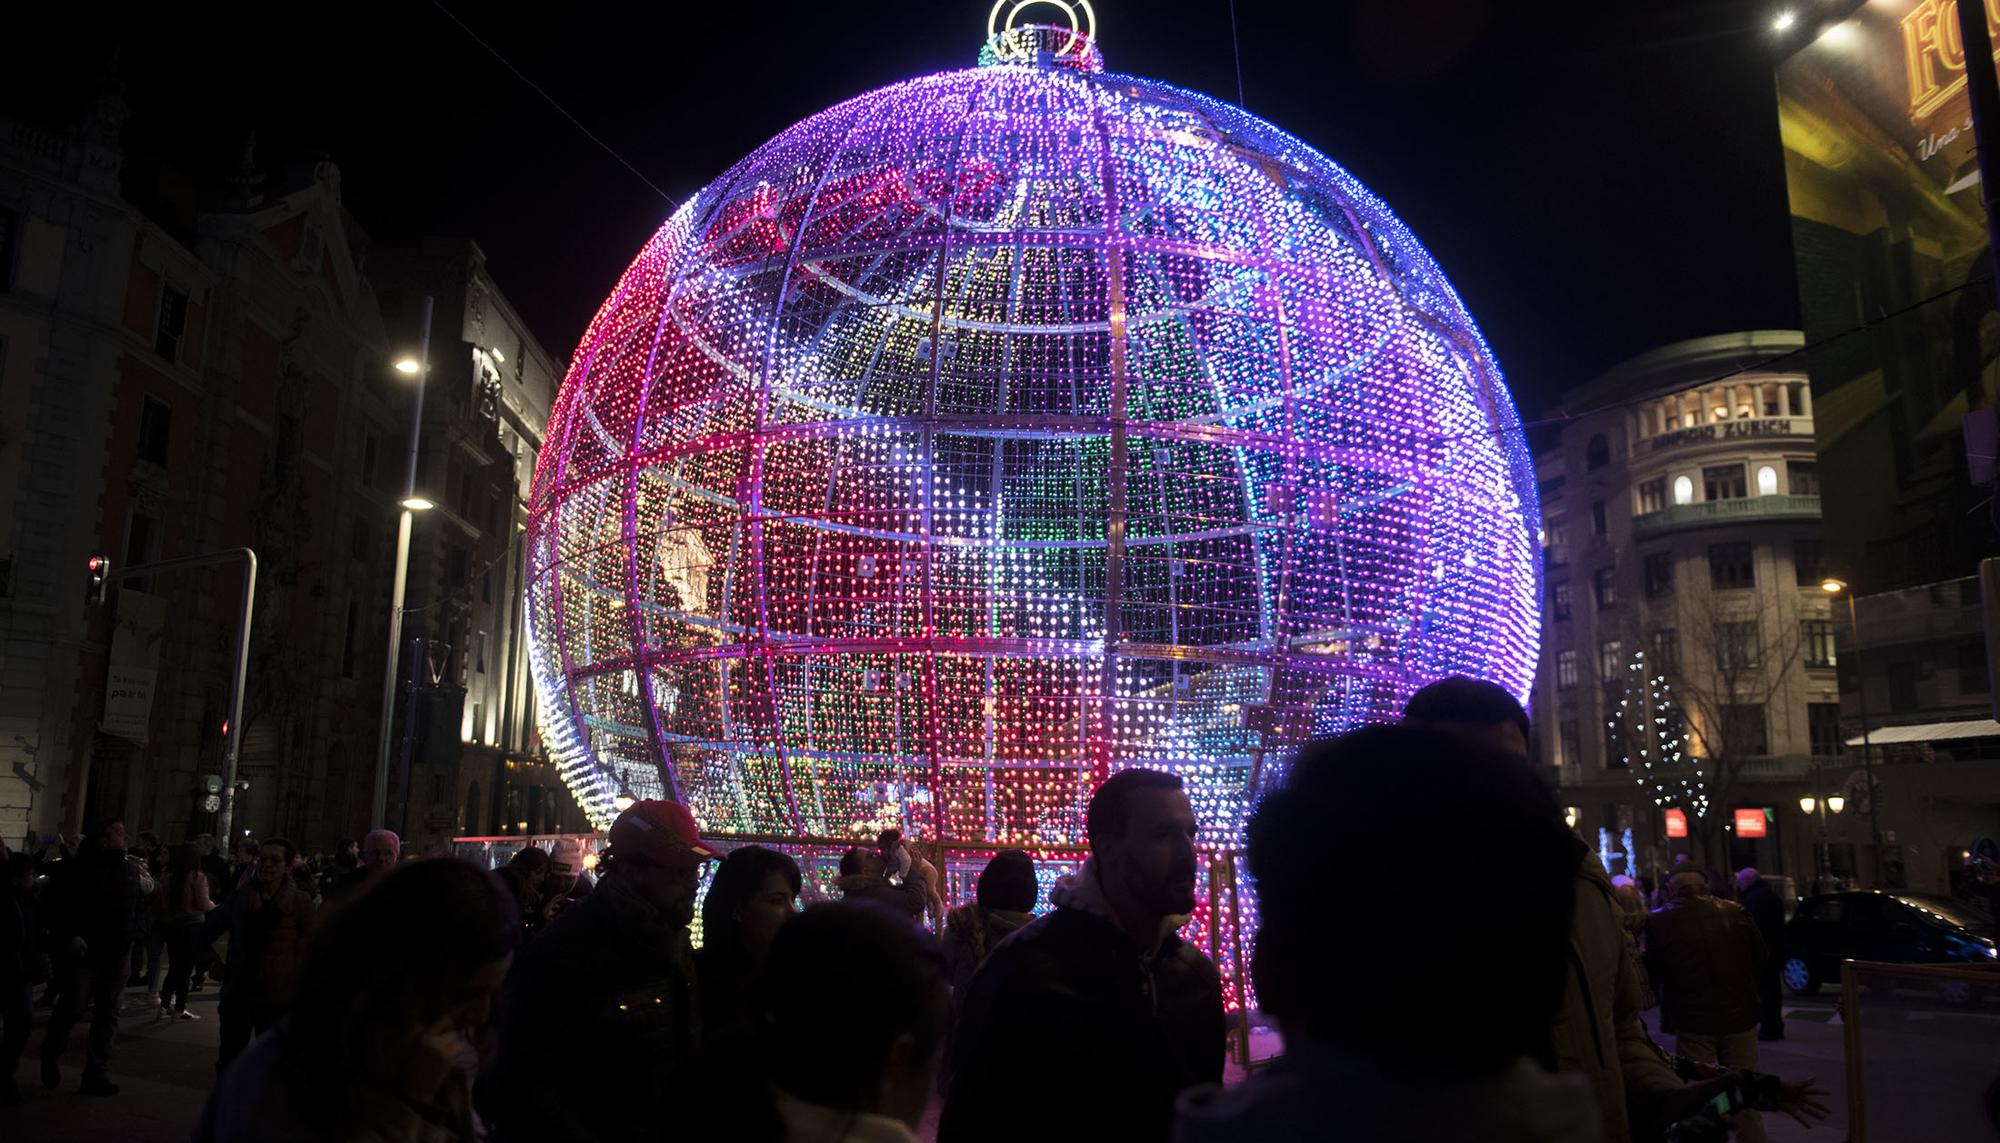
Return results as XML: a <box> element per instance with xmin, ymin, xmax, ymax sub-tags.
<box><xmin>12</xmin><ymin>1</ymin><xmax>1801</xmax><ymax>418</ymax></box>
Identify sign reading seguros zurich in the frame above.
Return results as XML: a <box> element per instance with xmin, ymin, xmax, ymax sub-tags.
<box><xmin>1648</xmin><ymin>418</ymin><xmax>1802</xmax><ymax>453</ymax></box>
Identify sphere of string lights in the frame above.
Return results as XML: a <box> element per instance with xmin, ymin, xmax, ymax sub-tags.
<box><xmin>523</xmin><ymin>22</ymin><xmax>1541</xmax><ymax>857</ymax></box>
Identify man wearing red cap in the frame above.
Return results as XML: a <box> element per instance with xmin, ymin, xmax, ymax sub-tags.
<box><xmin>486</xmin><ymin>800</ymin><xmax>717</xmax><ymax>1142</ymax></box>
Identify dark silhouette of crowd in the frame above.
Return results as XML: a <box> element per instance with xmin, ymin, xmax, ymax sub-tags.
<box><xmin>0</xmin><ymin>675</ymin><xmax>1844</xmax><ymax>1140</ymax></box>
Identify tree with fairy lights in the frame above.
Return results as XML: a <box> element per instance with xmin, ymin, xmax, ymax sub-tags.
<box><xmin>1607</xmin><ymin>649</ymin><xmax>1703</xmax><ymax>826</ymax></box>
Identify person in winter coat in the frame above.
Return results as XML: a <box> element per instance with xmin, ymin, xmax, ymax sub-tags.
<box><xmin>1647</xmin><ymin>865</ymin><xmax>1771</xmax><ymax>1143</ymax></box>
<box><xmin>195</xmin><ymin>858</ymin><xmax>519</xmax><ymax>1143</ymax></box>
<box><xmin>879</xmin><ymin>829</ymin><xmax>945</xmax><ymax>931</ymax></box>
<box><xmin>539</xmin><ymin>838</ymin><xmax>592</xmax><ymax>924</ymax></box>
<box><xmin>834</xmin><ymin>847</ymin><xmax>926</xmax><ymax>921</ymax></box>
<box><xmin>940</xmin><ymin>769</ymin><xmax>1224</xmax><ymax>1143</ymax></box>
<box><xmin>1735</xmin><ymin>867</ymin><xmax>1787</xmax><ymax>1041</ymax></box>
<box><xmin>485</xmin><ymin>800</ymin><xmax>716</xmax><ymax>1143</ymax></box>
<box><xmin>941</xmin><ymin>848</ymin><xmax>1037</xmax><ymax>1000</ymax></box>
<box><xmin>1405</xmin><ymin>678</ymin><xmax>1687</xmax><ymax>1143</ymax></box>
<box><xmin>1176</xmin><ymin>725</ymin><xmax>1601</xmax><ymax>1143</ymax></box>
<box><xmin>694</xmin><ymin>844</ymin><xmax>800</xmax><ymax>1049</ymax></box>
<box><xmin>159</xmin><ymin>843</ymin><xmax>214</xmax><ymax>1020</ymax></box>
<box><xmin>208</xmin><ymin>837</ymin><xmax>317</xmax><ymax>1073</ymax></box>
<box><xmin>39</xmin><ymin>816</ymin><xmax>144</xmax><ymax>1096</ymax></box>
<box><xmin>3</xmin><ymin>851</ymin><xmax>43</xmax><ymax>1104</ymax></box>
<box><xmin>761</xmin><ymin>901</ymin><xmax>952</xmax><ymax>1143</ymax></box>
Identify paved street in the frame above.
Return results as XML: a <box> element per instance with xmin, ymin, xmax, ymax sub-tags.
<box><xmin>8</xmin><ymin>981</ymin><xmax>1993</xmax><ymax>1141</ymax></box>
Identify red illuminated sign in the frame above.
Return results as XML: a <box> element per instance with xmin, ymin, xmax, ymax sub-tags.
<box><xmin>1735</xmin><ymin>808</ymin><xmax>1768</xmax><ymax>838</ymax></box>
<box><xmin>1664</xmin><ymin>808</ymin><xmax>1688</xmax><ymax>838</ymax></box>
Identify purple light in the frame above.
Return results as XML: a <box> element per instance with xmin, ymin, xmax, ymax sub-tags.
<box><xmin>524</xmin><ymin>30</ymin><xmax>1540</xmax><ymax>861</ymax></box>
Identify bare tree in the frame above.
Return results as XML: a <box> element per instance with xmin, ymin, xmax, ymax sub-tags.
<box><xmin>1664</xmin><ymin>569</ymin><xmax>1809</xmax><ymax>865</ymax></box>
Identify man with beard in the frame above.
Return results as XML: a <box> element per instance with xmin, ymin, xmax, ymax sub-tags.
<box><xmin>486</xmin><ymin>800</ymin><xmax>717</xmax><ymax>1142</ymax></box>
<box><xmin>940</xmin><ymin>769</ymin><xmax>1223</xmax><ymax>1143</ymax></box>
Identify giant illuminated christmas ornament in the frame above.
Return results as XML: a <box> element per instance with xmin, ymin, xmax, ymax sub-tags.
<box><xmin>525</xmin><ymin>6</ymin><xmax>1539</xmax><ymax>889</ymax></box>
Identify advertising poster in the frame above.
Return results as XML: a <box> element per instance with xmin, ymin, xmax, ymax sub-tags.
<box><xmin>1777</xmin><ymin>0</ymin><xmax>2000</xmax><ymax>589</ymax></box>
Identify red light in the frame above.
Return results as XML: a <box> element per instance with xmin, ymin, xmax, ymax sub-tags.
<box><xmin>1734</xmin><ymin>808</ymin><xmax>1768</xmax><ymax>838</ymax></box>
<box><xmin>1664</xmin><ymin>808</ymin><xmax>1688</xmax><ymax>838</ymax></box>
<box><xmin>88</xmin><ymin>557</ymin><xmax>104</xmax><ymax>570</ymax></box>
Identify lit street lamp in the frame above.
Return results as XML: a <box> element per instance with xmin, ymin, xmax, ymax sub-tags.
<box><xmin>372</xmin><ymin>294</ymin><xmax>435</xmax><ymax>830</ymax></box>
<box><xmin>1820</xmin><ymin>577</ymin><xmax>1884</xmax><ymax>886</ymax></box>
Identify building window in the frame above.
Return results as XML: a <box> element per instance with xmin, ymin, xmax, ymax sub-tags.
<box><xmin>1703</xmin><ymin>464</ymin><xmax>1747</xmax><ymax>501</ymax></box>
<box><xmin>1603</xmin><ymin>706</ymin><xmax>1627</xmax><ymax>768</ymax></box>
<box><xmin>1637</xmin><ymin>478</ymin><xmax>1666</xmax><ymax>515</ymax></box>
<box><xmin>1788</xmin><ymin>460</ymin><xmax>1819</xmax><ymax>496</ymax></box>
<box><xmin>448</xmin><ymin>546</ymin><xmax>469</xmax><ymax>587</ymax></box>
<box><xmin>1958</xmin><ymin>639</ymin><xmax>1990</xmax><ymax>695</ymax></box>
<box><xmin>362</xmin><ymin>433</ymin><xmax>380</xmax><ymax>490</ymax></box>
<box><xmin>1756</xmin><ymin>464</ymin><xmax>1779</xmax><ymax>496</ymax></box>
<box><xmin>1887</xmin><ymin>661</ymin><xmax>1919</xmax><ymax>713</ymax></box>
<box><xmin>1793</xmin><ymin>539</ymin><xmax>1826</xmax><ymax>587</ymax></box>
<box><xmin>1718</xmin><ymin>621</ymin><xmax>1762</xmax><ymax>671</ymax></box>
<box><xmin>1802</xmin><ymin>619</ymin><xmax>1836</xmax><ymax>667</ymax></box>
<box><xmin>1722</xmin><ymin>704</ymin><xmax>1768</xmax><ymax>756</ymax></box>
<box><xmin>275</xmin><ymin>414</ymin><xmax>298</xmax><ymax>483</ymax></box>
<box><xmin>1643</xmin><ymin>552</ymin><xmax>1674</xmax><ymax>598</ymax></box>
<box><xmin>137</xmin><ymin>396</ymin><xmax>172</xmax><ymax>465</ymax></box>
<box><xmin>1672</xmin><ymin>474</ymin><xmax>1695</xmax><ymax>505</ymax></box>
<box><xmin>1545</xmin><ymin>520</ymin><xmax>1569</xmax><ymax>565</ymax></box>
<box><xmin>1708</xmin><ymin>542</ymin><xmax>1755</xmax><ymax>589</ymax></box>
<box><xmin>1586</xmin><ymin>434</ymin><xmax>1610</xmax><ymax>471</ymax></box>
<box><xmin>1652</xmin><ymin>628</ymin><xmax>1680</xmax><ymax>671</ymax></box>
<box><xmin>1599</xmin><ymin>639</ymin><xmax>1623</xmax><ymax>682</ymax></box>
<box><xmin>481</xmin><ymin>568</ymin><xmax>494</xmax><ymax>605</ymax></box>
<box><xmin>476</xmin><ymin>630</ymin><xmax>488</xmax><ymax>674</ymax></box>
<box><xmin>1593</xmin><ymin>567</ymin><xmax>1617</xmax><ymax>610</ymax></box>
<box><xmin>155</xmin><ymin>284</ymin><xmax>189</xmax><ymax>363</ymax></box>
<box><xmin>1808</xmin><ymin>702</ymin><xmax>1843</xmax><ymax>756</ymax></box>
<box><xmin>124</xmin><ymin>509</ymin><xmax>157</xmax><ymax>591</ymax></box>
<box><xmin>1551</xmin><ymin>582</ymin><xmax>1572</xmax><ymax>621</ymax></box>
<box><xmin>0</xmin><ymin>206</ymin><xmax>17</xmax><ymax>291</ymax></box>
<box><xmin>350</xmin><ymin>518</ymin><xmax>373</xmax><ymax>562</ymax></box>
<box><xmin>1557</xmin><ymin>650</ymin><xmax>1578</xmax><ymax>689</ymax></box>
<box><xmin>1559</xmin><ymin>719</ymin><xmax>1581</xmax><ymax>768</ymax></box>
<box><xmin>1591</xmin><ymin>499</ymin><xmax>1607</xmax><ymax>536</ymax></box>
<box><xmin>340</xmin><ymin>598</ymin><xmax>361</xmax><ymax>678</ymax></box>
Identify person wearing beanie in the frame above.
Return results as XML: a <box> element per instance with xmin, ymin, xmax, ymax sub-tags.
<box><xmin>485</xmin><ymin>800</ymin><xmax>716</xmax><ymax>1142</ymax></box>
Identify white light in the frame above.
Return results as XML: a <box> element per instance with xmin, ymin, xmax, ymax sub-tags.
<box><xmin>1773</xmin><ymin>10</ymin><xmax>1795</xmax><ymax>31</ymax></box>
<box><xmin>395</xmin><ymin>358</ymin><xmax>421</xmax><ymax>375</ymax></box>
<box><xmin>400</xmin><ymin>496</ymin><xmax>436</xmax><ymax>511</ymax></box>
<box><xmin>492</xmin><ymin>347</ymin><xmax>506</xmax><ymax>363</ymax></box>
<box><xmin>1818</xmin><ymin>20</ymin><xmax>1853</xmax><ymax>45</ymax></box>
<box><xmin>1826</xmin><ymin>795</ymin><xmax>1846</xmax><ymax>814</ymax></box>
<box><xmin>613</xmin><ymin>794</ymin><xmax>636</xmax><ymax>812</ymax></box>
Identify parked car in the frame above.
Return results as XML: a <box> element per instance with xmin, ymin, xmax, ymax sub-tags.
<box><xmin>1782</xmin><ymin>891</ymin><xmax>1998</xmax><ymax>1002</ymax></box>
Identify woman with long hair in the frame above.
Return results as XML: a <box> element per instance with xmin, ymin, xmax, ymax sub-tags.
<box><xmin>194</xmin><ymin>858</ymin><xmax>519</xmax><ymax>1142</ymax></box>
<box><xmin>695</xmin><ymin>845</ymin><xmax>800</xmax><ymax>1047</ymax></box>
<box><xmin>158</xmin><ymin>844</ymin><xmax>212</xmax><ymax>1020</ymax></box>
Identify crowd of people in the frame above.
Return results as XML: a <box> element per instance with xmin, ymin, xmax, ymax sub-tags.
<box><xmin>0</xmin><ymin>676</ymin><xmax>1842</xmax><ymax>1140</ymax></box>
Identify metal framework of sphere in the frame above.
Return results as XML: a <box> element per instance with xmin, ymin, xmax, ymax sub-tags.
<box><xmin>523</xmin><ymin>24</ymin><xmax>1542</xmax><ymax>859</ymax></box>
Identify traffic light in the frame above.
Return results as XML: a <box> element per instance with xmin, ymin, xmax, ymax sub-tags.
<box><xmin>85</xmin><ymin>556</ymin><xmax>110</xmax><ymax>605</ymax></box>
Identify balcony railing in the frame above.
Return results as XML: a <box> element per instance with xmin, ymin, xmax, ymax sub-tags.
<box><xmin>1632</xmin><ymin>494</ymin><xmax>1821</xmax><ymax>539</ymax></box>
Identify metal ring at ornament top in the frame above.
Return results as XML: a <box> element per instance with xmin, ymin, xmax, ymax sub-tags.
<box><xmin>988</xmin><ymin>0</ymin><xmax>1095</xmax><ymax>60</ymax></box>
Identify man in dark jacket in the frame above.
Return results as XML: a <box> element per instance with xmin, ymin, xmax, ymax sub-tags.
<box><xmin>1736</xmin><ymin>867</ymin><xmax>1786</xmax><ymax>1041</ymax></box>
<box><xmin>39</xmin><ymin>817</ymin><xmax>142</xmax><ymax>1096</ymax></box>
<box><xmin>1647</xmin><ymin>863</ymin><xmax>1769</xmax><ymax>1143</ymax></box>
<box><xmin>940</xmin><ymin>769</ymin><xmax>1224</xmax><ymax>1143</ymax></box>
<box><xmin>486</xmin><ymin>799</ymin><xmax>717</xmax><ymax>1142</ymax></box>
<box><xmin>207</xmin><ymin>837</ymin><xmax>316</xmax><ymax>1073</ymax></box>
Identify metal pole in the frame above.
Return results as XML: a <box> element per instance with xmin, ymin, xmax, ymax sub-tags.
<box><xmin>397</xmin><ymin>636</ymin><xmax>425</xmax><ymax>840</ymax></box>
<box><xmin>218</xmin><ymin>551</ymin><xmax>257</xmax><ymax>843</ymax></box>
<box><xmin>1847</xmin><ymin>592</ymin><xmax>1885</xmax><ymax>886</ymax></box>
<box><xmin>1955</xmin><ymin>0</ymin><xmax>2000</xmax><ymax>290</ymax></box>
<box><xmin>370</xmin><ymin>294</ymin><xmax>433</xmax><ymax>829</ymax></box>
<box><xmin>102</xmin><ymin>548</ymin><xmax>257</xmax><ymax>841</ymax></box>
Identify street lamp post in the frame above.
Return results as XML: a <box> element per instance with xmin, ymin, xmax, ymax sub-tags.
<box><xmin>1821</xmin><ymin>578</ymin><xmax>1886</xmax><ymax>887</ymax></box>
<box><xmin>371</xmin><ymin>294</ymin><xmax>435</xmax><ymax>830</ymax></box>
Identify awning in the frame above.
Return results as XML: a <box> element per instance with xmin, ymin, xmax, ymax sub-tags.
<box><xmin>1845</xmin><ymin>719</ymin><xmax>2000</xmax><ymax>746</ymax></box>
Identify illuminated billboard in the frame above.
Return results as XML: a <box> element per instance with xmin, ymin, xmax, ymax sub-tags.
<box><xmin>1777</xmin><ymin>0</ymin><xmax>2000</xmax><ymax>590</ymax></box>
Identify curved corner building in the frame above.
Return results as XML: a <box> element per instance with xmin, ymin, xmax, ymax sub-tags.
<box><xmin>522</xmin><ymin>20</ymin><xmax>1541</xmax><ymax>865</ymax></box>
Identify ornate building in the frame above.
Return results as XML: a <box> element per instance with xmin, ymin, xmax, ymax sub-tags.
<box><xmin>1532</xmin><ymin>331</ymin><xmax>1839</xmax><ymax>882</ymax></box>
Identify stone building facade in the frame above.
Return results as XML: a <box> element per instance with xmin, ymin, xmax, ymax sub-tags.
<box><xmin>1532</xmin><ymin>331</ymin><xmax>1840</xmax><ymax>882</ymax></box>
